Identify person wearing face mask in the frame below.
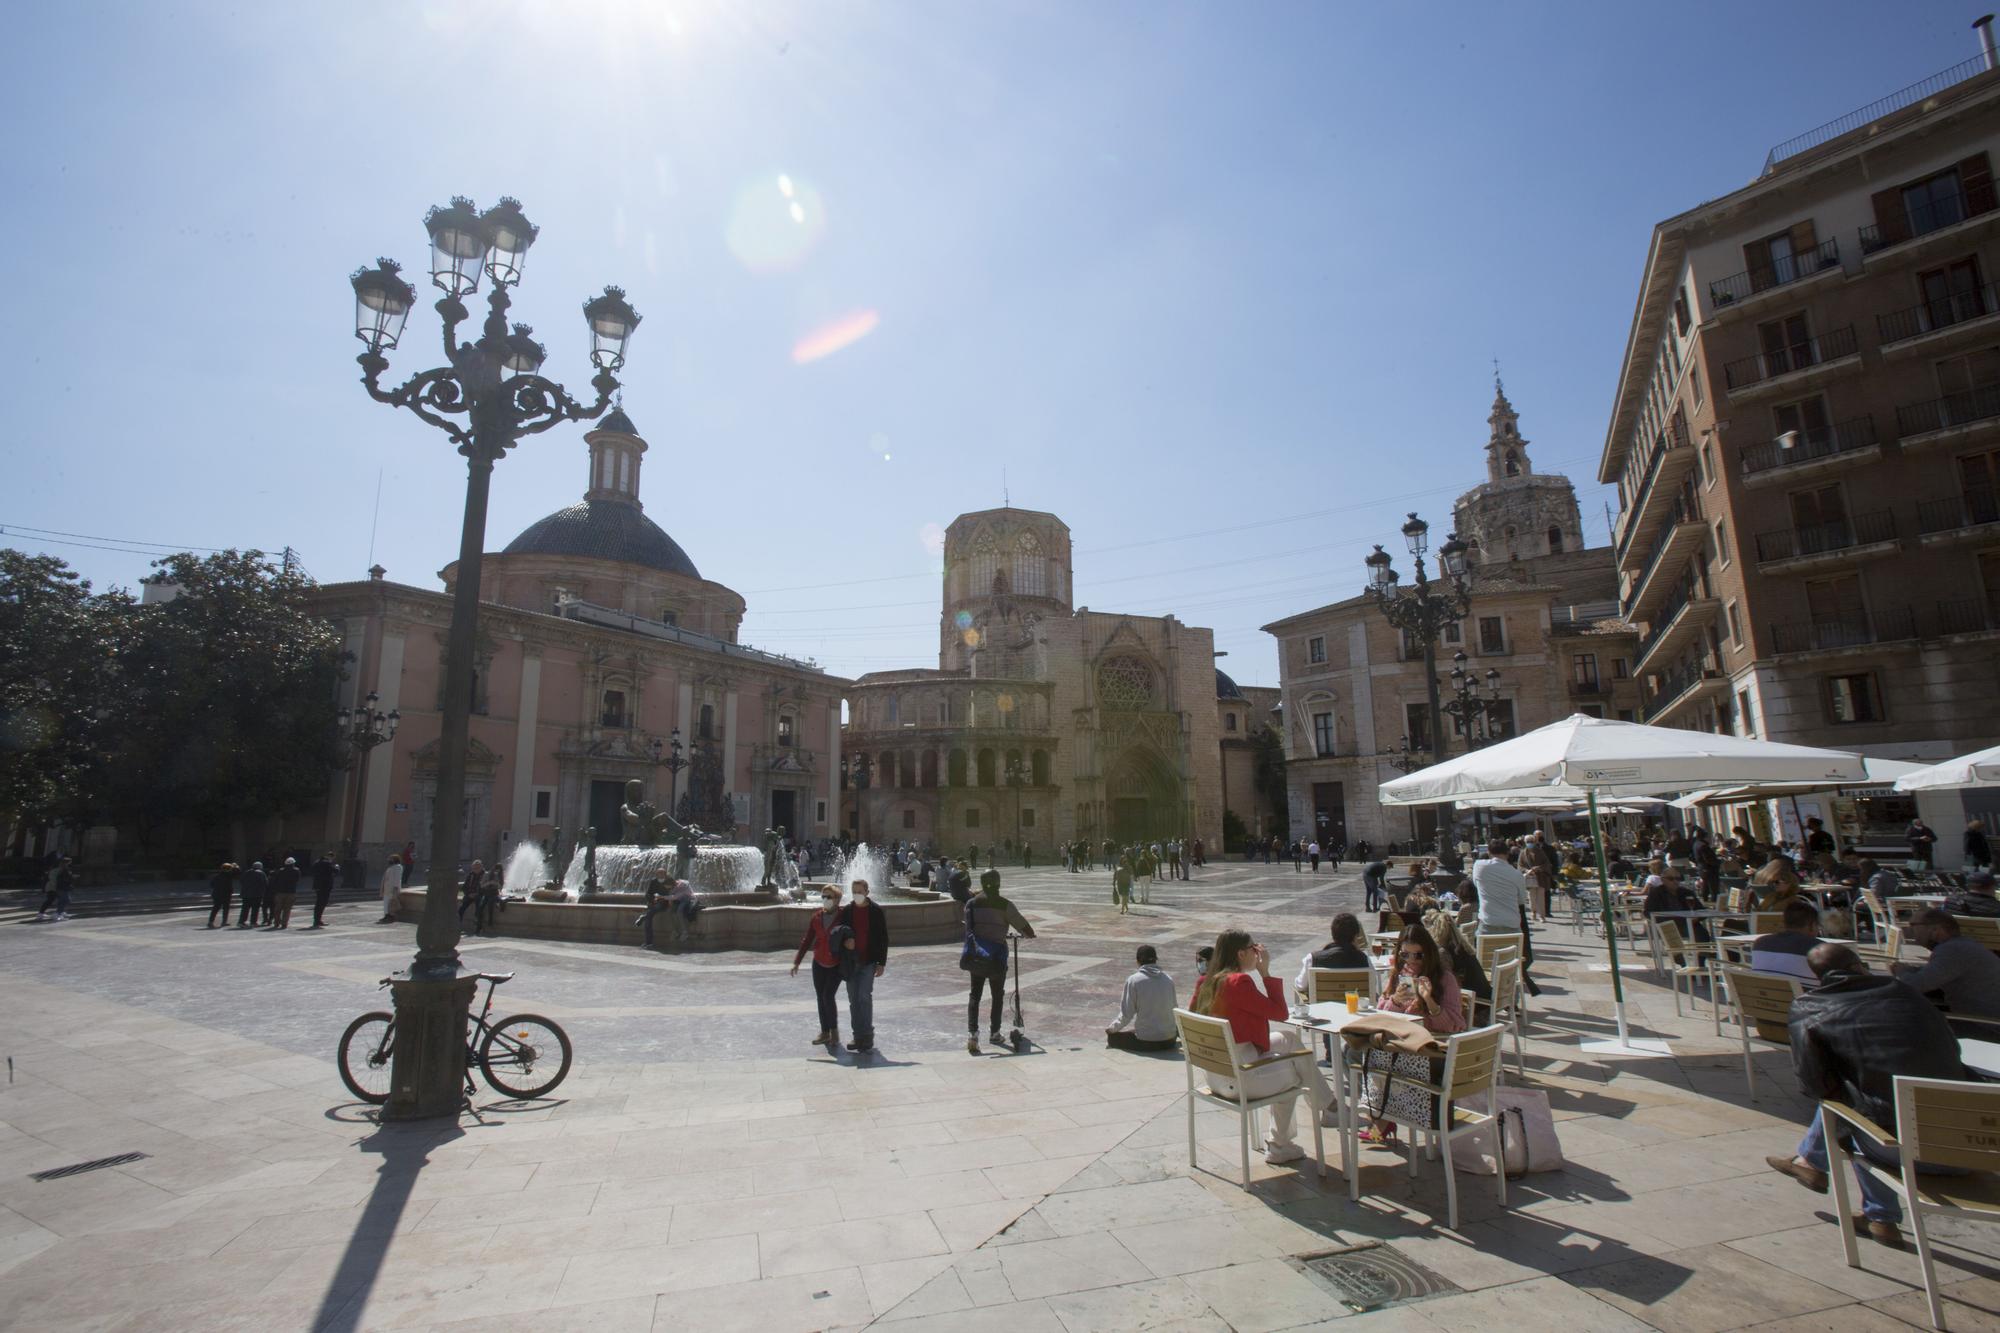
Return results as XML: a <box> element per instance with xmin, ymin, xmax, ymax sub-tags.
<box><xmin>835</xmin><ymin>879</ymin><xmax>890</xmax><ymax>1055</ymax></box>
<box><xmin>790</xmin><ymin>886</ymin><xmax>847</xmax><ymax>1050</ymax></box>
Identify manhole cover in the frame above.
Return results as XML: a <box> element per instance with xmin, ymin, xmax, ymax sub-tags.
<box><xmin>1297</xmin><ymin>1243</ymin><xmax>1460</xmax><ymax>1312</ymax></box>
<box><xmin>31</xmin><ymin>1152</ymin><xmax>149</xmax><ymax>1182</ymax></box>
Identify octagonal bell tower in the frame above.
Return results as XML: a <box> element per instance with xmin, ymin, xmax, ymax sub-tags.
<box><xmin>939</xmin><ymin>508</ymin><xmax>1072</xmax><ymax>677</ymax></box>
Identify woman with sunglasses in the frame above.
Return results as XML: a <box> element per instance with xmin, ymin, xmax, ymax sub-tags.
<box><xmin>1193</xmin><ymin>928</ymin><xmax>1333</xmax><ymax>1165</ymax></box>
<box><xmin>1359</xmin><ymin>921</ymin><xmax>1466</xmax><ymax>1145</ymax></box>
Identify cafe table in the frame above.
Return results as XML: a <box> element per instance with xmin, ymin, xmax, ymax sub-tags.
<box><xmin>1277</xmin><ymin>1001</ymin><xmax>1390</xmax><ymax>1199</ymax></box>
<box><xmin>1961</xmin><ymin>1038</ymin><xmax>2000</xmax><ymax>1079</ymax></box>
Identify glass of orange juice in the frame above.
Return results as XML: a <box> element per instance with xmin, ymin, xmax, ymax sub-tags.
<box><xmin>1345</xmin><ymin>992</ymin><xmax>1361</xmax><ymax>1013</ymax></box>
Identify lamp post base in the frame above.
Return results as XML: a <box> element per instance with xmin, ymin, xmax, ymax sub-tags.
<box><xmin>381</xmin><ymin>974</ymin><xmax>478</xmax><ymax>1121</ymax></box>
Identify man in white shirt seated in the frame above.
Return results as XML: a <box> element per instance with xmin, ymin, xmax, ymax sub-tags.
<box><xmin>1471</xmin><ymin>840</ymin><xmax>1540</xmax><ymax>996</ymax></box>
<box><xmin>1106</xmin><ymin>945</ymin><xmax>1179</xmax><ymax>1051</ymax></box>
<box><xmin>1749</xmin><ymin>900</ymin><xmax>1820</xmax><ymax>982</ymax></box>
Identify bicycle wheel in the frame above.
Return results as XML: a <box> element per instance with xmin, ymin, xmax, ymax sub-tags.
<box><xmin>337</xmin><ymin>1012</ymin><xmax>397</xmax><ymax>1104</ymax></box>
<box><xmin>478</xmin><ymin>1013</ymin><xmax>572</xmax><ymax>1099</ymax></box>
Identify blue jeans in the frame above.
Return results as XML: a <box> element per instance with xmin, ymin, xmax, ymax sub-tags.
<box><xmin>1800</xmin><ymin>1111</ymin><xmax>1904</xmax><ymax>1222</ymax></box>
<box><xmin>1364</xmin><ymin>869</ymin><xmax>1385</xmax><ymax>911</ymax></box>
<box><xmin>844</xmin><ymin>966</ymin><xmax>876</xmax><ymax>1048</ymax></box>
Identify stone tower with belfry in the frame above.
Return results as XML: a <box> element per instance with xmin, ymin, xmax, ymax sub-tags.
<box><xmin>1453</xmin><ymin>372</ymin><xmax>1586</xmax><ymax>566</ymax></box>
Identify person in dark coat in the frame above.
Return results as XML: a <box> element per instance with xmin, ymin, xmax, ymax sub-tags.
<box><xmin>236</xmin><ymin>862</ymin><xmax>268</xmax><ymax>929</ymax></box>
<box><xmin>835</xmin><ymin>879</ymin><xmax>890</xmax><ymax>1055</ymax></box>
<box><xmin>268</xmin><ymin>857</ymin><xmax>303</xmax><ymax>929</ymax></box>
<box><xmin>207</xmin><ymin>862</ymin><xmax>237</xmax><ymax>928</ymax></box>
<box><xmin>1965</xmin><ymin>819</ymin><xmax>1992</xmax><ymax>872</ymax></box>
<box><xmin>1906</xmin><ymin>818</ymin><xmax>1938</xmax><ymax>867</ymax></box>
<box><xmin>1765</xmin><ymin>944</ymin><xmax>1966</xmax><ymax>1249</ymax></box>
<box><xmin>308</xmin><ymin>852</ymin><xmax>339</xmax><ymax>929</ymax></box>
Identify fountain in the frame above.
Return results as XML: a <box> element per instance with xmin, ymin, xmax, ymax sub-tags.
<box><xmin>558</xmin><ymin>843</ymin><xmax>765</xmax><ymax>897</ymax></box>
<box><xmin>503</xmin><ymin>842</ymin><xmax>556</xmax><ymax>899</ymax></box>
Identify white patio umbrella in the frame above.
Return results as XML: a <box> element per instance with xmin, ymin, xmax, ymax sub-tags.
<box><xmin>1676</xmin><ymin>757</ymin><xmax>1927</xmax><ymax>806</ymax></box>
<box><xmin>1380</xmin><ymin>714</ymin><xmax>1868</xmax><ymax>1053</ymax></box>
<box><xmin>1894</xmin><ymin>743</ymin><xmax>2000</xmax><ymax>792</ymax></box>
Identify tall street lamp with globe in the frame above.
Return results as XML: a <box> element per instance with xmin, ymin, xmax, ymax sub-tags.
<box><xmin>348</xmin><ymin>196</ymin><xmax>640</xmax><ymax>1119</ymax></box>
<box><xmin>338</xmin><ymin>691</ymin><xmax>400</xmax><ymax>878</ymax></box>
<box><xmin>1364</xmin><ymin>513</ymin><xmax>1473</xmax><ymax>868</ymax></box>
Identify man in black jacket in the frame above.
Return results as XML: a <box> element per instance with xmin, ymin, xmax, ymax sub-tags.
<box><xmin>834</xmin><ymin>880</ymin><xmax>889</xmax><ymax>1056</ymax></box>
<box><xmin>1765</xmin><ymin>943</ymin><xmax>1967</xmax><ymax>1249</ymax></box>
<box><xmin>237</xmin><ymin>862</ymin><xmax>268</xmax><ymax>930</ymax></box>
<box><xmin>308</xmin><ymin>853</ymin><xmax>339</xmax><ymax>929</ymax></box>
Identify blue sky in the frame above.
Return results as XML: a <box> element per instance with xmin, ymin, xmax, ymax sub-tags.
<box><xmin>0</xmin><ymin>1</ymin><xmax>1978</xmax><ymax>686</ymax></box>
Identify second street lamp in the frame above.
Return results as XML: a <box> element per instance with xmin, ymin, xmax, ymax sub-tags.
<box><xmin>1363</xmin><ymin>513</ymin><xmax>1474</xmax><ymax>868</ymax></box>
<box><xmin>349</xmin><ymin>195</ymin><xmax>638</xmax><ymax>1119</ymax></box>
<box><xmin>650</xmin><ymin>728</ymin><xmax>690</xmax><ymax>822</ymax></box>
<box><xmin>338</xmin><ymin>692</ymin><xmax>400</xmax><ymax>878</ymax></box>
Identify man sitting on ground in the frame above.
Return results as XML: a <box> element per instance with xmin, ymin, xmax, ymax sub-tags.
<box><xmin>1106</xmin><ymin>945</ymin><xmax>1178</xmax><ymax>1052</ymax></box>
<box><xmin>1766</xmin><ymin>943</ymin><xmax>1966</xmax><ymax>1249</ymax></box>
<box><xmin>1293</xmin><ymin>912</ymin><xmax>1369</xmax><ymax>998</ymax></box>
<box><xmin>1750</xmin><ymin>900</ymin><xmax>1822</xmax><ymax>981</ymax></box>
<box><xmin>1893</xmin><ymin>908</ymin><xmax>2000</xmax><ymax>1032</ymax></box>
<box><xmin>1945</xmin><ymin>870</ymin><xmax>2000</xmax><ymax>919</ymax></box>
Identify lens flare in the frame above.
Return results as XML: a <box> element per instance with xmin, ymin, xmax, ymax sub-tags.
<box><xmin>997</xmin><ymin>693</ymin><xmax>1015</xmax><ymax>713</ymax></box>
<box><xmin>953</xmin><ymin>609</ymin><xmax>973</xmax><ymax>629</ymax></box>
<box><xmin>791</xmin><ymin>309</ymin><xmax>880</xmax><ymax>365</ymax></box>
<box><xmin>961</xmin><ymin>628</ymin><xmax>980</xmax><ymax>647</ymax></box>
<box><xmin>867</xmin><ymin>431</ymin><xmax>892</xmax><ymax>462</ymax></box>
<box><xmin>726</xmin><ymin>171</ymin><xmax>826</xmax><ymax>273</ymax></box>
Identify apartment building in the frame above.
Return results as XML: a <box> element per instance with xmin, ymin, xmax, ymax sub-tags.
<box><xmin>1599</xmin><ymin>33</ymin><xmax>2000</xmax><ymax>858</ymax></box>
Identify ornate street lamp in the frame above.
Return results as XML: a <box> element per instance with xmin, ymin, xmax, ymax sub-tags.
<box><xmin>1444</xmin><ymin>651</ymin><xmax>1508</xmax><ymax>750</ymax></box>
<box><xmin>842</xmin><ymin>754</ymin><xmax>873</xmax><ymax>841</ymax></box>
<box><xmin>350</xmin><ymin>195</ymin><xmax>638</xmax><ymax>1119</ymax></box>
<box><xmin>1363</xmin><ymin>513</ymin><xmax>1475</xmax><ymax>867</ymax></box>
<box><xmin>338</xmin><ymin>691</ymin><xmax>400</xmax><ymax>871</ymax></box>
<box><xmin>1003</xmin><ymin>755</ymin><xmax>1027</xmax><ymax>852</ymax></box>
<box><xmin>649</xmin><ymin>728</ymin><xmax>690</xmax><ymax>821</ymax></box>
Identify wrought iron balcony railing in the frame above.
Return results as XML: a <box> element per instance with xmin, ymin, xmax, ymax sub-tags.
<box><xmin>1769</xmin><ymin>606</ymin><xmax>1917</xmax><ymax>654</ymax></box>
<box><xmin>1739</xmin><ymin>416</ymin><xmax>1878</xmax><ymax>476</ymax></box>
<box><xmin>1896</xmin><ymin>382</ymin><xmax>2000</xmax><ymax>438</ymax></box>
<box><xmin>1723</xmin><ymin>325</ymin><xmax>1857</xmax><ymax>392</ymax></box>
<box><xmin>1860</xmin><ymin>182</ymin><xmax>1998</xmax><ymax>254</ymax></box>
<box><xmin>1878</xmin><ymin>282</ymin><xmax>2000</xmax><ymax>344</ymax></box>
<box><xmin>1752</xmin><ymin>509</ymin><xmax>1896</xmax><ymax>564</ymax></box>
<box><xmin>1708</xmin><ymin>238</ymin><xmax>1841</xmax><ymax>308</ymax></box>
<box><xmin>1917</xmin><ymin>486</ymin><xmax>2000</xmax><ymax>535</ymax></box>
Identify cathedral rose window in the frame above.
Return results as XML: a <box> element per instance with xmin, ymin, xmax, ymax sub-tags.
<box><xmin>1097</xmin><ymin>655</ymin><xmax>1155</xmax><ymax>710</ymax></box>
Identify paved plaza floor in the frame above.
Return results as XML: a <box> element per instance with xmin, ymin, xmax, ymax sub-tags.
<box><xmin>1</xmin><ymin>860</ymin><xmax>1997</xmax><ymax>1330</ymax></box>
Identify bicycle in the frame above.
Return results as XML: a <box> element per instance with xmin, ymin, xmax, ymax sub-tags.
<box><xmin>337</xmin><ymin>971</ymin><xmax>572</xmax><ymax>1104</ymax></box>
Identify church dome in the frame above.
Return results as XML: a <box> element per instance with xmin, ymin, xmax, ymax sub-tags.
<box><xmin>1215</xmin><ymin>667</ymin><xmax>1245</xmax><ymax>700</ymax></box>
<box><xmin>501</xmin><ymin>500</ymin><xmax>702</xmax><ymax>579</ymax></box>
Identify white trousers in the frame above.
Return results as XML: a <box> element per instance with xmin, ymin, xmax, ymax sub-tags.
<box><xmin>1207</xmin><ymin>1028</ymin><xmax>1332</xmax><ymax>1148</ymax></box>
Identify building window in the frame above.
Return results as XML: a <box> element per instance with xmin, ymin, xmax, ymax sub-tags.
<box><xmin>1903</xmin><ymin>167</ymin><xmax>1969</xmax><ymax>235</ymax></box>
<box><xmin>777</xmin><ymin>714</ymin><xmax>795</xmax><ymax>747</ymax></box>
<box><xmin>1691</xmin><ymin>362</ymin><xmax>1705</xmax><ymax>407</ymax></box>
<box><xmin>1097</xmin><ymin>655</ymin><xmax>1155</xmax><ymax>710</ymax></box>
<box><xmin>1504</xmin><ymin>451</ymin><xmax>1520</xmax><ymax>477</ymax></box>
<box><xmin>1715</xmin><ymin>520</ymin><xmax>1731</xmax><ymax>565</ymax></box>
<box><xmin>1578</xmin><ymin>704</ymin><xmax>1604</xmax><ymax>719</ymax></box>
<box><xmin>1012</xmin><ymin>531</ymin><xmax>1047</xmax><ymax>598</ymax></box>
<box><xmin>1825</xmin><ymin>672</ymin><xmax>1883</xmax><ymax>724</ymax></box>
<box><xmin>902</xmin><ymin>808</ymin><xmax>916</xmax><ymax>830</ymax></box>
<box><xmin>1489</xmin><ymin>699</ymin><xmax>1516</xmax><ymax>739</ymax></box>
<box><xmin>532</xmin><ymin>788</ymin><xmax>555</xmax><ymax>822</ymax></box>
<box><xmin>967</xmin><ymin>540</ymin><xmax>999</xmax><ymax>598</ymax></box>
<box><xmin>1727</xmin><ymin>599</ymin><xmax>1744</xmax><ymax>645</ymax></box>
<box><xmin>1022</xmin><ymin>808</ymin><xmax>1036</xmax><ymax>828</ymax></box>
<box><xmin>1478</xmin><ymin>616</ymin><xmax>1506</xmax><ymax>653</ymax></box>
<box><xmin>1738</xmin><ymin>689</ymin><xmax>1757</xmax><ymax>735</ymax></box>
<box><xmin>1673</xmin><ymin>286</ymin><xmax>1691</xmax><ymax>336</ymax></box>
<box><xmin>1612</xmin><ymin>657</ymin><xmax>1630</xmax><ymax>679</ymax></box>
<box><xmin>1756</xmin><ymin>312</ymin><xmax>1814</xmax><ymax>377</ymax></box>
<box><xmin>1547</xmin><ymin>525</ymin><xmax>1563</xmax><ymax>553</ymax></box>
<box><xmin>1313</xmin><ymin>712</ymin><xmax>1336</xmax><ymax>757</ymax></box>
<box><xmin>1307</xmin><ymin>635</ymin><xmax>1326</xmax><ymax>664</ymax></box>
<box><xmin>657</xmin><ymin>608</ymin><xmax>678</xmax><ymax>626</ymax></box>
<box><xmin>699</xmin><ymin>702</ymin><xmax>715</xmax><ymax>739</ymax></box>
<box><xmin>1443</xmin><ymin>621</ymin><xmax>1461</xmax><ymax>644</ymax></box>
<box><xmin>937</xmin><ymin>697</ymin><xmax>951</xmax><ymax>725</ymax></box>
<box><xmin>1224</xmin><ymin>713</ymin><xmax>1238</xmax><ymax>733</ymax></box>
<box><xmin>1572</xmin><ymin>654</ymin><xmax>1599</xmax><ymax>690</ymax></box>
<box><xmin>965</xmin><ymin>807</ymin><xmax>982</xmax><ymax>828</ymax></box>
<box><xmin>601</xmin><ymin>689</ymin><xmax>628</xmax><ymax>728</ymax></box>
<box><xmin>1404</xmin><ymin>702</ymin><xmax>1433</xmax><ymax>752</ymax></box>
<box><xmin>1617</xmin><ymin>709</ymin><xmax>1636</xmax><ymax>722</ymax></box>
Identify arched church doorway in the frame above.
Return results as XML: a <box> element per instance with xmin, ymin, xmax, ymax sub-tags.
<box><xmin>1105</xmin><ymin>750</ymin><xmax>1184</xmax><ymax>844</ymax></box>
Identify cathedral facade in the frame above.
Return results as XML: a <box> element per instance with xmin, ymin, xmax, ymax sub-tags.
<box><xmin>840</xmin><ymin>508</ymin><xmax>1225</xmax><ymax>854</ymax></box>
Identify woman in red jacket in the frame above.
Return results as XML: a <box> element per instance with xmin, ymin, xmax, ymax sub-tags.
<box><xmin>790</xmin><ymin>885</ymin><xmax>846</xmax><ymax>1049</ymax></box>
<box><xmin>1194</xmin><ymin>928</ymin><xmax>1332</xmax><ymax>1165</ymax></box>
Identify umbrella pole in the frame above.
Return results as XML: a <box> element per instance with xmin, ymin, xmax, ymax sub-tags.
<box><xmin>1588</xmin><ymin>791</ymin><xmax>1630</xmax><ymax>1046</ymax></box>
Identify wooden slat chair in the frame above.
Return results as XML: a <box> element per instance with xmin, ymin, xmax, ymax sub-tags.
<box><xmin>1173</xmin><ymin>1009</ymin><xmax>1326</xmax><ymax>1187</ymax></box>
<box><xmin>1855</xmin><ymin>926</ymin><xmax>1904</xmax><ymax>971</ymax></box>
<box><xmin>1353</xmin><ymin>1023</ymin><xmax>1509</xmax><ymax>1230</ymax></box>
<box><xmin>1719</xmin><ymin>964</ymin><xmax>1803</xmax><ymax>1100</ymax></box>
<box><xmin>1823</xmin><ymin>1077</ymin><xmax>2000</xmax><ymax>1330</ymax></box>
<box><xmin>1475</xmin><ymin>932</ymin><xmax>1524</xmax><ymax>975</ymax></box>
<box><xmin>1859</xmin><ymin>887</ymin><xmax>1892</xmax><ymax>944</ymax></box>
<box><xmin>1748</xmin><ymin>911</ymin><xmax>1785</xmax><ymax>936</ymax></box>
<box><xmin>1471</xmin><ymin>957</ymin><xmax>1526</xmax><ymax>1080</ymax></box>
<box><xmin>1303</xmin><ymin>967</ymin><xmax>1376</xmax><ymax>1063</ymax></box>
<box><xmin>1654</xmin><ymin>919</ymin><xmax>1721</xmax><ymax>1032</ymax></box>
<box><xmin>1955</xmin><ymin>915</ymin><xmax>2000</xmax><ymax>957</ymax></box>
<box><xmin>1890</xmin><ymin>897</ymin><xmax>1935</xmax><ymax>929</ymax></box>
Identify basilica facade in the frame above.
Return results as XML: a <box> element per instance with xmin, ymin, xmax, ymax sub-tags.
<box><xmin>839</xmin><ymin>508</ymin><xmax>1226</xmax><ymax>854</ymax></box>
<box><xmin>282</xmin><ymin>408</ymin><xmax>847</xmax><ymax>876</ymax></box>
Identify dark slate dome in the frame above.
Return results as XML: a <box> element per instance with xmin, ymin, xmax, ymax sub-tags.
<box><xmin>501</xmin><ymin>500</ymin><xmax>702</xmax><ymax>579</ymax></box>
<box><xmin>1216</xmin><ymin>667</ymin><xmax>1244</xmax><ymax>700</ymax></box>
<box><xmin>597</xmin><ymin>406</ymin><xmax>638</xmax><ymax>435</ymax></box>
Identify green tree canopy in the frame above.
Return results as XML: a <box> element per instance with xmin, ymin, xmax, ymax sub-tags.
<box><xmin>0</xmin><ymin>551</ymin><xmax>125</xmax><ymax>830</ymax></box>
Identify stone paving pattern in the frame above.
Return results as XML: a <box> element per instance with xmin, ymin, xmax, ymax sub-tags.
<box><xmin>1</xmin><ymin>861</ymin><xmax>1997</xmax><ymax>1330</ymax></box>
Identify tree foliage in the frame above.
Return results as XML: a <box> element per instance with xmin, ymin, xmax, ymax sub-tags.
<box><xmin>1250</xmin><ymin>722</ymin><xmax>1289</xmax><ymax>835</ymax></box>
<box><xmin>1</xmin><ymin>547</ymin><xmax>346</xmax><ymax>852</ymax></box>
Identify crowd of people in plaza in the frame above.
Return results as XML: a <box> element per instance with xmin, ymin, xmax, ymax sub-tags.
<box><xmin>199</xmin><ymin>852</ymin><xmax>346</xmax><ymax>930</ymax></box>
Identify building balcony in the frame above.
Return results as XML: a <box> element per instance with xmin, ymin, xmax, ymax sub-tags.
<box><xmin>1877</xmin><ymin>283</ymin><xmax>2000</xmax><ymax>356</ymax></box>
<box><xmin>1937</xmin><ymin>597</ymin><xmax>2000</xmax><ymax>639</ymax></box>
<box><xmin>1738</xmin><ymin>416</ymin><xmax>1881</xmax><ymax>487</ymax></box>
<box><xmin>1623</xmin><ymin>496</ymin><xmax>1705</xmax><ymax>622</ymax></box>
<box><xmin>1613</xmin><ymin>419</ymin><xmax>1698</xmax><ymax>563</ymax></box>
<box><xmin>1752</xmin><ymin>509</ymin><xmax>1899</xmax><ymax>574</ymax></box>
<box><xmin>1860</xmin><ymin>183</ymin><xmax>2000</xmax><ymax>262</ymax></box>
<box><xmin>1917</xmin><ymin>487</ymin><xmax>2000</xmax><ymax>544</ymax></box>
<box><xmin>1635</xmin><ymin>588</ymin><xmax>1721</xmax><ymax>670</ymax></box>
<box><xmin>1769</xmin><ymin>607</ymin><xmax>1919</xmax><ymax>657</ymax></box>
<box><xmin>1721</xmin><ymin>325</ymin><xmax>1860</xmax><ymax>400</ymax></box>
<box><xmin>1896</xmin><ymin>383</ymin><xmax>2000</xmax><ymax>451</ymax></box>
<box><xmin>1642</xmin><ymin>661</ymin><xmax>1729</xmax><ymax>722</ymax></box>
<box><xmin>1706</xmin><ymin>238</ymin><xmax>1843</xmax><ymax>318</ymax></box>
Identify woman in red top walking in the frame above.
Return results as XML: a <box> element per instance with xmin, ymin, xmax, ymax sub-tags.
<box><xmin>1194</xmin><ymin>928</ymin><xmax>1333</xmax><ymax>1165</ymax></box>
<box><xmin>790</xmin><ymin>885</ymin><xmax>845</xmax><ymax>1048</ymax></box>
